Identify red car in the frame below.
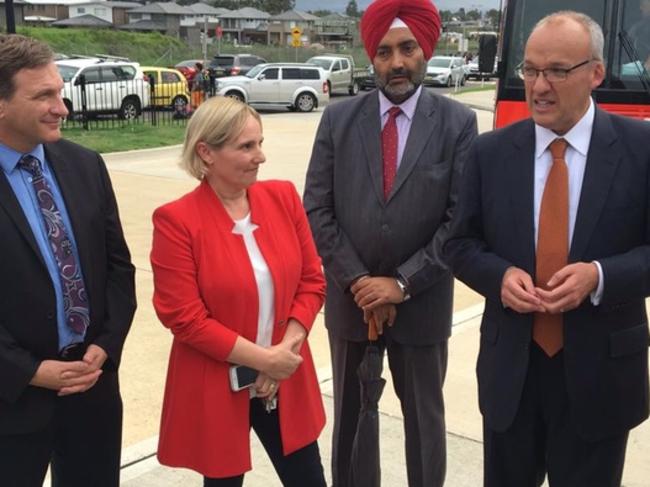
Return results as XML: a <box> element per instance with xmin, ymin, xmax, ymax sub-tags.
<box><xmin>174</xmin><ymin>59</ymin><xmax>204</xmax><ymax>83</ymax></box>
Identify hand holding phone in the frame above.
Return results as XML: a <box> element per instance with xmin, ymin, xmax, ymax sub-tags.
<box><xmin>229</xmin><ymin>365</ymin><xmax>258</xmax><ymax>392</ymax></box>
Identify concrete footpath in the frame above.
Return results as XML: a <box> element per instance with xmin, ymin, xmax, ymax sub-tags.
<box><xmin>59</xmin><ymin>89</ymin><xmax>649</xmax><ymax>486</ymax></box>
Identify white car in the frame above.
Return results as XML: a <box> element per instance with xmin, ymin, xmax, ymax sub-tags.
<box><xmin>424</xmin><ymin>56</ymin><xmax>466</xmax><ymax>87</ymax></box>
<box><xmin>216</xmin><ymin>63</ymin><xmax>329</xmax><ymax>112</ymax></box>
<box><xmin>56</xmin><ymin>58</ymin><xmax>150</xmax><ymax>119</ymax></box>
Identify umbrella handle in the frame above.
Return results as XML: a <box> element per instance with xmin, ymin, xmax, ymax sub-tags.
<box><xmin>368</xmin><ymin>317</ymin><xmax>378</xmax><ymax>341</ymax></box>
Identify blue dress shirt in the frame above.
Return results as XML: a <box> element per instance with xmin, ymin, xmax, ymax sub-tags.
<box><xmin>0</xmin><ymin>143</ymin><xmax>87</xmax><ymax>350</ymax></box>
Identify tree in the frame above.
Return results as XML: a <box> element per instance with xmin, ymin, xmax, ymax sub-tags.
<box><xmin>309</xmin><ymin>9</ymin><xmax>333</xmax><ymax>17</ymax></box>
<box><xmin>466</xmin><ymin>9</ymin><xmax>481</xmax><ymax>21</ymax></box>
<box><xmin>486</xmin><ymin>8</ymin><xmax>500</xmax><ymax>28</ymax></box>
<box><xmin>346</xmin><ymin>0</ymin><xmax>360</xmax><ymax>18</ymax></box>
<box><xmin>439</xmin><ymin>9</ymin><xmax>453</xmax><ymax>23</ymax></box>
<box><xmin>454</xmin><ymin>8</ymin><xmax>466</xmax><ymax>21</ymax></box>
<box><xmin>261</xmin><ymin>0</ymin><xmax>295</xmax><ymax>14</ymax></box>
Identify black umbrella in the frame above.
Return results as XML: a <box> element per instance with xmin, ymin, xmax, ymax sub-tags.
<box><xmin>348</xmin><ymin>321</ymin><xmax>386</xmax><ymax>487</ymax></box>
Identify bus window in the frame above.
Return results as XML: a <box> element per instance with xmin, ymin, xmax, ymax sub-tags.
<box><xmin>503</xmin><ymin>0</ymin><xmax>608</xmax><ymax>89</ymax></box>
<box><xmin>616</xmin><ymin>0</ymin><xmax>650</xmax><ymax>88</ymax></box>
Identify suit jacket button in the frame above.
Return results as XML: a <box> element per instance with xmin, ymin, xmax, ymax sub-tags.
<box><xmin>381</xmin><ymin>224</ymin><xmax>390</xmax><ymax>232</ymax></box>
<box><xmin>278</xmin><ymin>320</ymin><xmax>285</xmax><ymax>326</ymax></box>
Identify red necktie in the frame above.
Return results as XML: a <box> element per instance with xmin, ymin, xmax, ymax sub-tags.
<box><xmin>382</xmin><ymin>106</ymin><xmax>401</xmax><ymax>200</ymax></box>
<box><xmin>533</xmin><ymin>138</ymin><xmax>569</xmax><ymax>357</ymax></box>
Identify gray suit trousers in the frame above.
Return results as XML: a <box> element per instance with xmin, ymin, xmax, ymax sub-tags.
<box><xmin>329</xmin><ymin>331</ymin><xmax>448</xmax><ymax>487</ymax></box>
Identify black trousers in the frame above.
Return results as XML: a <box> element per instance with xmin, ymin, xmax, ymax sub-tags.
<box><xmin>204</xmin><ymin>398</ymin><xmax>326</xmax><ymax>487</ymax></box>
<box><xmin>484</xmin><ymin>343</ymin><xmax>629</xmax><ymax>487</ymax></box>
<box><xmin>0</xmin><ymin>372</ymin><xmax>123</xmax><ymax>487</ymax></box>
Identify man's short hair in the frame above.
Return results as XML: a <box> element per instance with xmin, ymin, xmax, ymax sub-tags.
<box><xmin>533</xmin><ymin>11</ymin><xmax>604</xmax><ymax>62</ymax></box>
<box><xmin>0</xmin><ymin>34</ymin><xmax>54</xmax><ymax>100</ymax></box>
<box><xmin>179</xmin><ymin>96</ymin><xmax>262</xmax><ymax>180</ymax></box>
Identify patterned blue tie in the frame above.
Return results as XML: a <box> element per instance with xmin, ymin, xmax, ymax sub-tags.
<box><xmin>19</xmin><ymin>155</ymin><xmax>89</xmax><ymax>336</ymax></box>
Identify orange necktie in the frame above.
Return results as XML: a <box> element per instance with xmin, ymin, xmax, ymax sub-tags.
<box><xmin>533</xmin><ymin>138</ymin><xmax>569</xmax><ymax>357</ymax></box>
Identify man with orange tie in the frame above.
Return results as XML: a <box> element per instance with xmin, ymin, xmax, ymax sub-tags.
<box><xmin>304</xmin><ymin>1</ymin><xmax>476</xmax><ymax>485</ymax></box>
<box><xmin>445</xmin><ymin>11</ymin><xmax>650</xmax><ymax>487</ymax></box>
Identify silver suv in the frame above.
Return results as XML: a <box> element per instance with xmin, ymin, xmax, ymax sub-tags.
<box><xmin>216</xmin><ymin>63</ymin><xmax>329</xmax><ymax>113</ymax></box>
<box><xmin>56</xmin><ymin>57</ymin><xmax>150</xmax><ymax>119</ymax></box>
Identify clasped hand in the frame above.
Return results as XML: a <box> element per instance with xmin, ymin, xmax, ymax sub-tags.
<box><xmin>351</xmin><ymin>276</ymin><xmax>403</xmax><ymax>334</ymax></box>
<box><xmin>30</xmin><ymin>344</ymin><xmax>108</xmax><ymax>396</ymax></box>
<box><xmin>261</xmin><ymin>335</ymin><xmax>303</xmax><ymax>381</ymax></box>
<box><xmin>501</xmin><ymin>263</ymin><xmax>599</xmax><ymax>314</ymax></box>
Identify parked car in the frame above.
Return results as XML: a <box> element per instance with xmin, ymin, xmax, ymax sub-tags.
<box><xmin>174</xmin><ymin>59</ymin><xmax>204</xmax><ymax>82</ymax></box>
<box><xmin>216</xmin><ymin>62</ymin><xmax>329</xmax><ymax>112</ymax></box>
<box><xmin>424</xmin><ymin>56</ymin><xmax>466</xmax><ymax>87</ymax></box>
<box><xmin>359</xmin><ymin>64</ymin><xmax>376</xmax><ymax>90</ymax></box>
<box><xmin>466</xmin><ymin>57</ymin><xmax>498</xmax><ymax>80</ymax></box>
<box><xmin>141</xmin><ymin>66</ymin><xmax>190</xmax><ymax>110</ymax></box>
<box><xmin>306</xmin><ymin>54</ymin><xmax>368</xmax><ymax>95</ymax></box>
<box><xmin>208</xmin><ymin>54</ymin><xmax>267</xmax><ymax>77</ymax></box>
<box><xmin>56</xmin><ymin>57</ymin><xmax>150</xmax><ymax>119</ymax></box>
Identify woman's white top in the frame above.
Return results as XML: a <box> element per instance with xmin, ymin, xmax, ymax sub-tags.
<box><xmin>232</xmin><ymin>213</ymin><xmax>275</xmax><ymax>349</ymax></box>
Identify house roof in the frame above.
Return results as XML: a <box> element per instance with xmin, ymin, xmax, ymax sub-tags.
<box><xmin>127</xmin><ymin>2</ymin><xmax>193</xmax><ymax>15</ymax></box>
<box><xmin>270</xmin><ymin>9</ymin><xmax>319</xmax><ymax>21</ymax></box>
<box><xmin>71</xmin><ymin>1</ymin><xmax>140</xmax><ymax>8</ymax></box>
<box><xmin>22</xmin><ymin>0</ymin><xmax>91</xmax><ymax>5</ymax></box>
<box><xmin>186</xmin><ymin>2</ymin><xmax>225</xmax><ymax>15</ymax></box>
<box><xmin>52</xmin><ymin>13</ymin><xmax>112</xmax><ymax>26</ymax></box>
<box><xmin>0</xmin><ymin>0</ymin><xmax>27</xmax><ymax>4</ymax></box>
<box><xmin>218</xmin><ymin>7</ymin><xmax>269</xmax><ymax>20</ymax></box>
<box><xmin>119</xmin><ymin>18</ymin><xmax>168</xmax><ymax>30</ymax></box>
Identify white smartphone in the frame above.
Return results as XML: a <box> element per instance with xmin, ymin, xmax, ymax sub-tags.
<box><xmin>229</xmin><ymin>365</ymin><xmax>258</xmax><ymax>392</ymax></box>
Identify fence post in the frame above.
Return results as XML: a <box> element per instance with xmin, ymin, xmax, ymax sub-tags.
<box><xmin>149</xmin><ymin>75</ymin><xmax>157</xmax><ymax>127</ymax></box>
<box><xmin>78</xmin><ymin>74</ymin><xmax>89</xmax><ymax>131</ymax></box>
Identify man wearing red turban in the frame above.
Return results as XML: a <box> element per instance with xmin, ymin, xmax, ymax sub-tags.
<box><xmin>304</xmin><ymin>1</ymin><xmax>478</xmax><ymax>486</ymax></box>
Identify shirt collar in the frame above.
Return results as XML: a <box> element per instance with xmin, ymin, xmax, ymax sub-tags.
<box><xmin>535</xmin><ymin>98</ymin><xmax>595</xmax><ymax>158</ymax></box>
<box><xmin>378</xmin><ymin>84</ymin><xmax>423</xmax><ymax>121</ymax></box>
<box><xmin>0</xmin><ymin>143</ymin><xmax>45</xmax><ymax>175</ymax></box>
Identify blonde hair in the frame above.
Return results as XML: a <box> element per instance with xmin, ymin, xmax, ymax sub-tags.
<box><xmin>180</xmin><ymin>96</ymin><xmax>261</xmax><ymax>180</ymax></box>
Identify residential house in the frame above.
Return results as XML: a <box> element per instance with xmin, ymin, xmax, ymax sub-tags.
<box><xmin>1</xmin><ymin>0</ymin><xmax>26</xmax><ymax>29</ymax></box>
<box><xmin>121</xmin><ymin>1</ymin><xmax>193</xmax><ymax>38</ymax></box>
<box><xmin>218</xmin><ymin>6</ymin><xmax>268</xmax><ymax>44</ymax></box>
<box><xmin>180</xmin><ymin>3</ymin><xmax>227</xmax><ymax>45</ymax></box>
<box><xmin>267</xmin><ymin>9</ymin><xmax>318</xmax><ymax>46</ymax></box>
<box><xmin>55</xmin><ymin>1</ymin><xmax>139</xmax><ymax>27</ymax></box>
<box><xmin>313</xmin><ymin>12</ymin><xmax>357</xmax><ymax>48</ymax></box>
<box><xmin>22</xmin><ymin>0</ymin><xmax>88</xmax><ymax>21</ymax></box>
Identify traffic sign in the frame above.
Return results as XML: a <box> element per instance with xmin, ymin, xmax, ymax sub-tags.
<box><xmin>291</xmin><ymin>38</ymin><xmax>302</xmax><ymax>48</ymax></box>
<box><xmin>291</xmin><ymin>27</ymin><xmax>302</xmax><ymax>37</ymax></box>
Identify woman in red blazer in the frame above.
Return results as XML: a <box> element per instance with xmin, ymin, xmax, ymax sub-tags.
<box><xmin>150</xmin><ymin>97</ymin><xmax>327</xmax><ymax>486</ymax></box>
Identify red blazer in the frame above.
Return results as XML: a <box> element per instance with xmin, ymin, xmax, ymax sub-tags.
<box><xmin>151</xmin><ymin>179</ymin><xmax>326</xmax><ymax>478</ymax></box>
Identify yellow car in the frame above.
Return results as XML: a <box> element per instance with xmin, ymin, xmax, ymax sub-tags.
<box><xmin>141</xmin><ymin>66</ymin><xmax>190</xmax><ymax>110</ymax></box>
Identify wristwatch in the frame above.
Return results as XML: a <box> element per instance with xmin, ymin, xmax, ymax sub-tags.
<box><xmin>395</xmin><ymin>277</ymin><xmax>411</xmax><ymax>302</ymax></box>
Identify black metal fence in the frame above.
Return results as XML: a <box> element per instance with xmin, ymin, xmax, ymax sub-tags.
<box><xmin>60</xmin><ymin>75</ymin><xmax>219</xmax><ymax>131</ymax></box>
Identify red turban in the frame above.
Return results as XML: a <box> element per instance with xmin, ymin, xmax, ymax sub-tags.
<box><xmin>360</xmin><ymin>0</ymin><xmax>442</xmax><ymax>60</ymax></box>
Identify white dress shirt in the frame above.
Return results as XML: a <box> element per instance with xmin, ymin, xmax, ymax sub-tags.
<box><xmin>533</xmin><ymin>98</ymin><xmax>604</xmax><ymax>304</ymax></box>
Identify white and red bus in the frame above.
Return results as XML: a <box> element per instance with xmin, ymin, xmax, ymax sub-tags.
<box><xmin>493</xmin><ymin>0</ymin><xmax>650</xmax><ymax>128</ymax></box>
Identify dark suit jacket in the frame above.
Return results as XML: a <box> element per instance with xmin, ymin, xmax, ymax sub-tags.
<box><xmin>445</xmin><ymin>108</ymin><xmax>650</xmax><ymax>441</ymax></box>
<box><xmin>304</xmin><ymin>89</ymin><xmax>477</xmax><ymax>345</ymax></box>
<box><xmin>0</xmin><ymin>139</ymin><xmax>136</xmax><ymax>435</ymax></box>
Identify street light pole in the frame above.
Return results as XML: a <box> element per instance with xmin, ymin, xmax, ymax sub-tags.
<box><xmin>5</xmin><ymin>0</ymin><xmax>16</xmax><ymax>33</ymax></box>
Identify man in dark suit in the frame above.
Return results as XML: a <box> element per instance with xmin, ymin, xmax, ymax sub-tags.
<box><xmin>445</xmin><ymin>11</ymin><xmax>650</xmax><ymax>486</ymax></box>
<box><xmin>0</xmin><ymin>35</ymin><xmax>136</xmax><ymax>486</ymax></box>
<box><xmin>303</xmin><ymin>1</ymin><xmax>477</xmax><ymax>485</ymax></box>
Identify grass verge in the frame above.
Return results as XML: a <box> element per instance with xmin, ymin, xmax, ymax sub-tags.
<box><xmin>63</xmin><ymin>124</ymin><xmax>186</xmax><ymax>154</ymax></box>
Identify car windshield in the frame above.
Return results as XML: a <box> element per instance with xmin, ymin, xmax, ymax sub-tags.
<box><xmin>246</xmin><ymin>64</ymin><xmax>265</xmax><ymax>78</ymax></box>
<box><xmin>57</xmin><ymin>64</ymin><xmax>80</xmax><ymax>82</ymax></box>
<box><xmin>428</xmin><ymin>58</ymin><xmax>452</xmax><ymax>68</ymax></box>
<box><xmin>212</xmin><ymin>56</ymin><xmax>234</xmax><ymax>67</ymax></box>
<box><xmin>308</xmin><ymin>58</ymin><xmax>333</xmax><ymax>70</ymax></box>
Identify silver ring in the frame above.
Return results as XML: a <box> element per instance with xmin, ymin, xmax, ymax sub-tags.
<box><xmin>269</xmin><ymin>383</ymin><xmax>276</xmax><ymax>390</ymax></box>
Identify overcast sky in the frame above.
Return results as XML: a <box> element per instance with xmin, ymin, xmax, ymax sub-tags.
<box><xmin>295</xmin><ymin>0</ymin><xmax>501</xmax><ymax>12</ymax></box>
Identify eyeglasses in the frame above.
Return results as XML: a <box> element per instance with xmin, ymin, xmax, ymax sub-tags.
<box><xmin>516</xmin><ymin>59</ymin><xmax>593</xmax><ymax>83</ymax></box>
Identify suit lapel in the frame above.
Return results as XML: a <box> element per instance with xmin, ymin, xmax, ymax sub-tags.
<box><xmin>357</xmin><ymin>93</ymin><xmax>384</xmax><ymax>204</ymax></box>
<box><xmin>569</xmin><ymin>109</ymin><xmax>620</xmax><ymax>261</ymax></box>
<box><xmin>44</xmin><ymin>143</ymin><xmax>94</xmax><ymax>288</ymax></box>
<box><xmin>509</xmin><ymin>121</ymin><xmax>536</xmax><ymax>272</ymax></box>
<box><xmin>388</xmin><ymin>90</ymin><xmax>439</xmax><ymax>202</ymax></box>
<box><xmin>0</xmin><ymin>170</ymin><xmax>46</xmax><ymax>267</ymax></box>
